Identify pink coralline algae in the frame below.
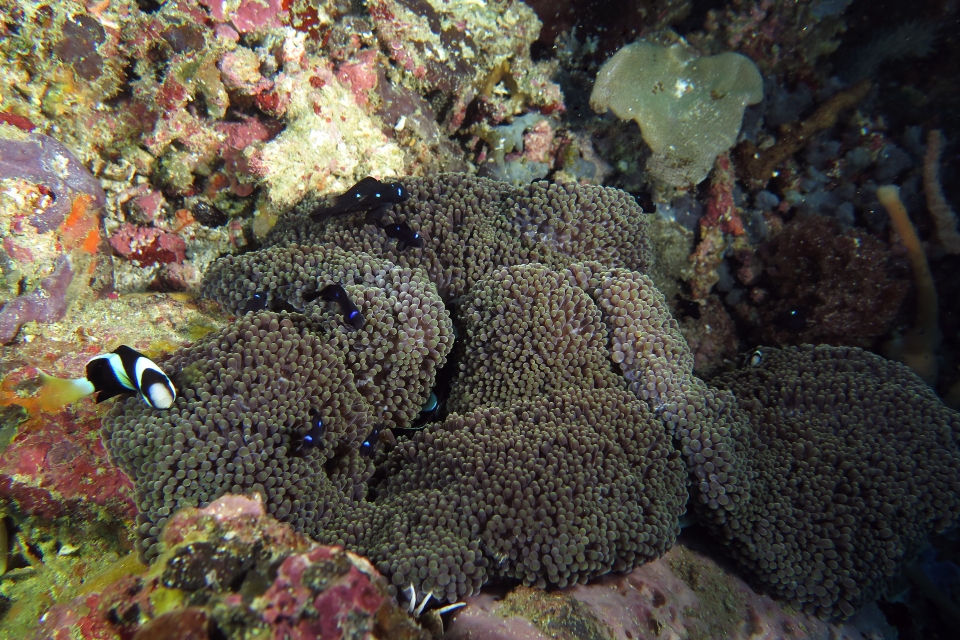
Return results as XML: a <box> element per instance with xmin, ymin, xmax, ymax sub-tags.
<box><xmin>0</xmin><ymin>393</ymin><xmax>136</xmax><ymax>522</ymax></box>
<box><xmin>109</xmin><ymin>223</ymin><xmax>187</xmax><ymax>266</ymax></box>
<box><xmin>127</xmin><ymin>189</ymin><xmax>166</xmax><ymax>224</ymax></box>
<box><xmin>33</xmin><ymin>495</ymin><xmax>430</xmax><ymax>640</ymax></box>
<box><xmin>336</xmin><ymin>49</ymin><xmax>381</xmax><ymax>108</ymax></box>
<box><xmin>522</xmin><ymin>119</ymin><xmax>556</xmax><ymax>164</ymax></box>
<box><xmin>202</xmin><ymin>0</ymin><xmax>289</xmax><ymax>34</ymax></box>
<box><xmin>0</xmin><ymin>256</ymin><xmax>74</xmax><ymax>344</ymax></box>
<box><xmin>257</xmin><ymin>547</ymin><xmax>388</xmax><ymax>639</ymax></box>
<box><xmin>215</xmin><ymin>116</ymin><xmax>281</xmax><ymax>196</ymax></box>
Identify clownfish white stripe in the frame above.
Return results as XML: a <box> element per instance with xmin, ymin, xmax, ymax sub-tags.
<box><xmin>134</xmin><ymin>356</ymin><xmax>163</xmax><ymax>392</ymax></box>
<box><xmin>104</xmin><ymin>353</ymin><xmax>134</xmax><ymax>391</ymax></box>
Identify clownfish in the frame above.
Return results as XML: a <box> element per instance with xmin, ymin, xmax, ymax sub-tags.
<box><xmin>37</xmin><ymin>345</ymin><xmax>177</xmax><ymax>411</ymax></box>
<box><xmin>309</xmin><ymin>177</ymin><xmax>410</xmax><ymax>224</ymax></box>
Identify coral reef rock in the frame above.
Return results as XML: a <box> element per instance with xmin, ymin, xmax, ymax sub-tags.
<box><xmin>33</xmin><ymin>494</ymin><xmax>430</xmax><ymax>640</ymax></box>
<box><xmin>98</xmin><ymin>172</ymin><xmax>960</xmax><ymax>624</ymax></box>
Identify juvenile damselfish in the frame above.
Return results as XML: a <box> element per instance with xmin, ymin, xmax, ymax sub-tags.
<box><xmin>359</xmin><ymin>425</ymin><xmax>382</xmax><ymax>456</ymax></box>
<box><xmin>375</xmin><ymin>219</ymin><xmax>424</xmax><ymax>251</ymax></box>
<box><xmin>309</xmin><ymin>177</ymin><xmax>410</xmax><ymax>224</ymax></box>
<box><xmin>37</xmin><ymin>345</ymin><xmax>177</xmax><ymax>411</ymax></box>
<box><xmin>304</xmin><ymin>283</ymin><xmax>365</xmax><ymax>330</ymax></box>
<box><xmin>293</xmin><ymin>410</ymin><xmax>325</xmax><ymax>455</ymax></box>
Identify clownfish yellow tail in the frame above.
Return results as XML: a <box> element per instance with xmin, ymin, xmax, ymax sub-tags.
<box><xmin>36</xmin><ymin>370</ymin><xmax>95</xmax><ymax>412</ymax></box>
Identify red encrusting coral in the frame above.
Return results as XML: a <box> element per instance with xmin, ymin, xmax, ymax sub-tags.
<box><xmin>0</xmin><ymin>395</ymin><xmax>136</xmax><ymax>521</ymax></box>
<box><xmin>0</xmin><ymin>110</ymin><xmax>36</xmax><ymax>131</ymax></box>
<box><xmin>703</xmin><ymin>152</ymin><xmax>746</xmax><ymax>237</ymax></box>
<box><xmin>108</xmin><ymin>223</ymin><xmax>187</xmax><ymax>266</ymax></box>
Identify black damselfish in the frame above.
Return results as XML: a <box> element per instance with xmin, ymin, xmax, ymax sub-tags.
<box><xmin>37</xmin><ymin>345</ymin><xmax>177</xmax><ymax>411</ymax></box>
<box><xmin>293</xmin><ymin>410</ymin><xmax>325</xmax><ymax>455</ymax></box>
<box><xmin>359</xmin><ymin>425</ymin><xmax>382</xmax><ymax>456</ymax></box>
<box><xmin>303</xmin><ymin>284</ymin><xmax>365</xmax><ymax>330</ymax></box>
<box><xmin>309</xmin><ymin>177</ymin><xmax>410</xmax><ymax>224</ymax></box>
<box><xmin>375</xmin><ymin>219</ymin><xmax>423</xmax><ymax>251</ymax></box>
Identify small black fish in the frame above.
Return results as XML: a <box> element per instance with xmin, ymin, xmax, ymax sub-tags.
<box><xmin>359</xmin><ymin>425</ymin><xmax>382</xmax><ymax>456</ymax></box>
<box><xmin>293</xmin><ymin>410</ymin><xmax>325</xmax><ymax>455</ymax></box>
<box><xmin>303</xmin><ymin>284</ymin><xmax>365</xmax><ymax>330</ymax></box>
<box><xmin>376</xmin><ymin>219</ymin><xmax>424</xmax><ymax>251</ymax></box>
<box><xmin>774</xmin><ymin>306</ymin><xmax>808</xmax><ymax>332</ymax></box>
<box><xmin>674</xmin><ymin>294</ymin><xmax>701</xmax><ymax>320</ymax></box>
<box><xmin>309</xmin><ymin>177</ymin><xmax>410</xmax><ymax>223</ymax></box>
<box><xmin>241</xmin><ymin>292</ymin><xmax>300</xmax><ymax>315</ymax></box>
<box><xmin>241</xmin><ymin>292</ymin><xmax>270</xmax><ymax>314</ymax></box>
<box><xmin>37</xmin><ymin>345</ymin><xmax>177</xmax><ymax>411</ymax></box>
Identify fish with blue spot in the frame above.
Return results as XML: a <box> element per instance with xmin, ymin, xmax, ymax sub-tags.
<box><xmin>310</xmin><ymin>177</ymin><xmax>410</xmax><ymax>225</ymax></box>
<box><xmin>359</xmin><ymin>425</ymin><xmax>382</xmax><ymax>456</ymax></box>
<box><xmin>303</xmin><ymin>283</ymin><xmax>365</xmax><ymax>330</ymax></box>
<box><xmin>36</xmin><ymin>345</ymin><xmax>177</xmax><ymax>411</ymax></box>
<box><xmin>293</xmin><ymin>409</ymin><xmax>325</xmax><ymax>455</ymax></box>
<box><xmin>374</xmin><ymin>218</ymin><xmax>424</xmax><ymax>251</ymax></box>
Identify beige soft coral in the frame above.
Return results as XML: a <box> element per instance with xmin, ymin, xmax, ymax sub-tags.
<box><xmin>877</xmin><ymin>184</ymin><xmax>941</xmax><ymax>384</ymax></box>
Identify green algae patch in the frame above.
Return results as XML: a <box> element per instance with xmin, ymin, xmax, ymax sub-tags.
<box><xmin>0</xmin><ymin>512</ymin><xmax>135</xmax><ymax>637</ymax></box>
<box><xmin>498</xmin><ymin>586</ymin><xmax>614</xmax><ymax>640</ymax></box>
<box><xmin>0</xmin><ymin>405</ymin><xmax>28</xmax><ymax>455</ymax></box>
